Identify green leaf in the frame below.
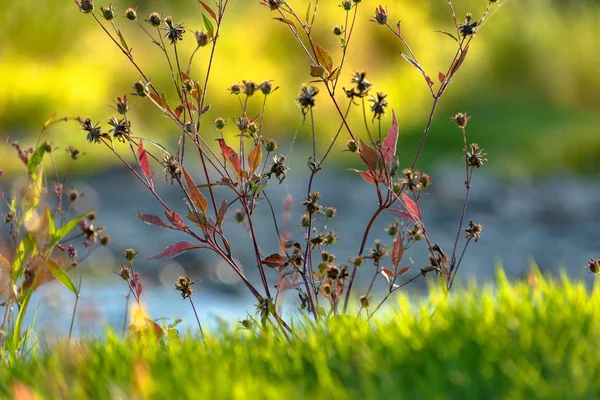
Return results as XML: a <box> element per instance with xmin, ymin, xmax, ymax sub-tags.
<box><xmin>22</xmin><ymin>164</ymin><xmax>43</xmax><ymax>217</ymax></box>
<box><xmin>50</xmin><ymin>211</ymin><xmax>90</xmax><ymax>248</ymax></box>
<box><xmin>11</xmin><ymin>233</ymin><xmax>38</xmax><ymax>281</ymax></box>
<box><xmin>27</xmin><ymin>143</ymin><xmax>49</xmax><ymax>179</ymax></box>
<box><xmin>12</xmin><ymin>280</ymin><xmax>36</xmax><ymax>352</ymax></box>
<box><xmin>202</xmin><ymin>13</ymin><xmax>214</xmax><ymax>38</ymax></box>
<box><xmin>46</xmin><ymin>259</ymin><xmax>78</xmax><ymax>294</ymax></box>
<box><xmin>46</xmin><ymin>207</ymin><xmax>55</xmax><ymax>236</ymax></box>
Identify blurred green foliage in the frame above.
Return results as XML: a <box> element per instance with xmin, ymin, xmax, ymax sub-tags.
<box><xmin>3</xmin><ymin>270</ymin><xmax>600</xmax><ymax>398</ymax></box>
<box><xmin>1</xmin><ymin>0</ymin><xmax>599</xmax><ymax>177</ymax></box>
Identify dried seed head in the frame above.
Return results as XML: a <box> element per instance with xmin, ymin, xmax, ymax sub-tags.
<box><xmin>262</xmin><ymin>0</ymin><xmax>283</xmax><ymax>11</ymax></box>
<box><xmin>66</xmin><ymin>146</ymin><xmax>82</xmax><ymax>160</ymax></box>
<box><xmin>345</xmin><ymin>139</ymin><xmax>358</xmax><ymax>153</ymax></box>
<box><xmin>268</xmin><ymin>155</ymin><xmax>287</xmax><ymax>183</ymax></box>
<box><xmin>164</xmin><ymin>17</ymin><xmax>185</xmax><ymax>44</ymax></box>
<box><xmin>175</xmin><ymin>275</ymin><xmax>196</xmax><ymax>299</ymax></box>
<box><xmin>162</xmin><ymin>154</ymin><xmax>182</xmax><ymax>184</ymax></box>
<box><xmin>259</xmin><ymin>80</ymin><xmax>278</xmax><ymax>95</ymax></box>
<box><xmin>125</xmin><ymin>7</ymin><xmax>137</xmax><ymax>20</ymax></box>
<box><xmin>386</xmin><ymin>222</ymin><xmax>398</xmax><ymax>237</ymax></box>
<box><xmin>341</xmin><ymin>0</ymin><xmax>353</xmax><ymax>11</ymax></box>
<box><xmin>114</xmin><ymin>95</ymin><xmax>129</xmax><ymax>115</ymax></box>
<box><xmin>100</xmin><ymin>235</ymin><xmax>110</xmax><ymax>246</ymax></box>
<box><xmin>373</xmin><ymin>5</ymin><xmax>388</xmax><ymax>25</ymax></box>
<box><xmin>233</xmin><ymin>209</ymin><xmax>245</xmax><ymax>223</ymax></box>
<box><xmin>262</xmin><ymin>138</ymin><xmax>279</xmax><ymax>152</ymax></box>
<box><xmin>75</xmin><ymin>0</ymin><xmax>94</xmax><ymax>14</ymax></box>
<box><xmin>587</xmin><ymin>258</ymin><xmax>600</xmax><ymax>274</ymax></box>
<box><xmin>465</xmin><ymin>143</ymin><xmax>487</xmax><ymax>168</ymax></box>
<box><xmin>369</xmin><ymin>92</ymin><xmax>388</xmax><ymax>121</ymax></box>
<box><xmin>194</xmin><ymin>30</ymin><xmax>210</xmax><ymax>47</ymax></box>
<box><xmin>360</xmin><ymin>295</ymin><xmax>371</xmax><ymax>308</ymax></box>
<box><xmin>297</xmin><ymin>85</ymin><xmax>319</xmax><ymax>118</ymax></box>
<box><xmin>351</xmin><ymin>72</ymin><xmax>372</xmax><ymax>95</ymax></box>
<box><xmin>332</xmin><ymin>25</ymin><xmax>343</xmax><ymax>36</ymax></box>
<box><xmin>123</xmin><ymin>248</ymin><xmax>139</xmax><ymax>262</ymax></box>
<box><xmin>67</xmin><ymin>188</ymin><xmax>80</xmax><ymax>202</ymax></box>
<box><xmin>450</xmin><ymin>112</ymin><xmax>471</xmax><ymax>129</ymax></box>
<box><xmin>118</xmin><ymin>265</ymin><xmax>131</xmax><ymax>281</ymax></box>
<box><xmin>132</xmin><ymin>80</ymin><xmax>148</xmax><ymax>97</ymax></box>
<box><xmin>146</xmin><ymin>12</ymin><xmax>162</xmax><ymax>27</ymax></box>
<box><xmin>242</xmin><ymin>80</ymin><xmax>258</xmax><ymax>97</ymax></box>
<box><xmin>229</xmin><ymin>83</ymin><xmax>242</xmax><ymax>95</ymax></box>
<box><xmin>66</xmin><ymin>245</ymin><xmax>78</xmax><ymax>259</ymax></box>
<box><xmin>108</xmin><ymin>117</ymin><xmax>130</xmax><ymax>142</ymax></box>
<box><xmin>325</xmin><ymin>207</ymin><xmax>336</xmax><ymax>219</ymax></box>
<box><xmin>100</xmin><ymin>4</ymin><xmax>115</xmax><ymax>20</ymax></box>
<box><xmin>80</xmin><ymin>118</ymin><xmax>108</xmax><ymax>143</ymax></box>
<box><xmin>465</xmin><ymin>220</ymin><xmax>482</xmax><ymax>242</ymax></box>
<box><xmin>214</xmin><ymin>117</ymin><xmax>227</xmax><ymax>130</ymax></box>
<box><xmin>459</xmin><ymin>13</ymin><xmax>478</xmax><ymax>37</ymax></box>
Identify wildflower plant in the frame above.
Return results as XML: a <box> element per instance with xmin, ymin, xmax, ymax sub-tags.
<box><xmin>0</xmin><ymin>118</ymin><xmax>108</xmax><ymax>358</ymax></box>
<box><xmin>72</xmin><ymin>0</ymin><xmax>506</xmax><ymax>334</ymax></box>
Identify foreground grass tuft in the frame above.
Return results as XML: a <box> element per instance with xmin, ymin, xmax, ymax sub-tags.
<box><xmin>3</xmin><ymin>271</ymin><xmax>600</xmax><ymax>399</ymax></box>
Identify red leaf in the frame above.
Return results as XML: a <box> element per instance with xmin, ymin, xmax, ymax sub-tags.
<box><xmin>146</xmin><ymin>317</ymin><xmax>164</xmax><ymax>337</ymax></box>
<box><xmin>261</xmin><ymin>253</ymin><xmax>287</xmax><ymax>268</ymax></box>
<box><xmin>175</xmin><ymin>105</ymin><xmax>184</xmax><ymax>120</ymax></box>
<box><xmin>388</xmin><ymin>209</ymin><xmax>414</xmax><ymax>220</ymax></box>
<box><xmin>391</xmin><ymin>232</ymin><xmax>404</xmax><ymax>269</ymax></box>
<box><xmin>315</xmin><ymin>43</ymin><xmax>333</xmax><ymax>72</ymax></box>
<box><xmin>138</xmin><ymin>140</ymin><xmax>154</xmax><ymax>181</ymax></box>
<box><xmin>136</xmin><ymin>282</ymin><xmax>143</xmax><ymax>298</ymax></box>
<box><xmin>248</xmin><ymin>143</ymin><xmax>262</xmax><ymax>176</ymax></box>
<box><xmin>148</xmin><ymin>241</ymin><xmax>202</xmax><ymax>260</ymax></box>
<box><xmin>381</xmin><ymin>268</ymin><xmax>394</xmax><ymax>284</ymax></box>
<box><xmin>359</xmin><ymin>140</ymin><xmax>379</xmax><ymax>171</ymax></box>
<box><xmin>181</xmin><ymin>102</ymin><xmax>198</xmax><ymax>111</ymax></box>
<box><xmin>138</xmin><ymin>211</ymin><xmax>170</xmax><ymax>228</ymax></box>
<box><xmin>217</xmin><ymin>138</ymin><xmax>242</xmax><ymax>177</ymax></box>
<box><xmin>199</xmin><ymin>0</ymin><xmax>217</xmax><ymax>20</ymax></box>
<box><xmin>182</xmin><ymin>167</ymin><xmax>207</xmax><ymax>214</ymax></box>
<box><xmin>165</xmin><ymin>211</ymin><xmax>186</xmax><ymax>229</ymax></box>
<box><xmin>348</xmin><ymin>169</ymin><xmax>379</xmax><ymax>185</ymax></box>
<box><xmin>396</xmin><ymin>267</ymin><xmax>410</xmax><ymax>277</ymax></box>
<box><xmin>402</xmin><ymin>192</ymin><xmax>422</xmax><ymax>223</ymax></box>
<box><xmin>439</xmin><ymin>71</ymin><xmax>446</xmax><ymax>83</ymax></box>
<box><xmin>215</xmin><ymin>200</ymin><xmax>228</xmax><ymax>230</ymax></box>
<box><xmin>383</xmin><ymin>110</ymin><xmax>399</xmax><ymax>168</ymax></box>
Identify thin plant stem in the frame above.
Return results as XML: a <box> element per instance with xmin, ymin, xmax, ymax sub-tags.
<box><xmin>188</xmin><ymin>296</ymin><xmax>205</xmax><ymax>340</ymax></box>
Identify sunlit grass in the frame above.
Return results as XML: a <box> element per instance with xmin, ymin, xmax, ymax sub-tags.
<box><xmin>3</xmin><ymin>270</ymin><xmax>600</xmax><ymax>399</ymax></box>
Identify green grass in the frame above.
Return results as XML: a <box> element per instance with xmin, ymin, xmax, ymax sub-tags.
<box><xmin>3</xmin><ymin>270</ymin><xmax>600</xmax><ymax>399</ymax></box>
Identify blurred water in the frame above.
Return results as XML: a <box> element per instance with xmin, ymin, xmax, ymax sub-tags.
<box><xmin>5</xmin><ymin>160</ymin><xmax>600</xmax><ymax>337</ymax></box>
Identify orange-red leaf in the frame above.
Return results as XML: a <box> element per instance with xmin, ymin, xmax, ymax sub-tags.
<box><xmin>261</xmin><ymin>253</ymin><xmax>287</xmax><ymax>268</ymax></box>
<box><xmin>383</xmin><ymin>110</ymin><xmax>399</xmax><ymax>168</ymax></box>
<box><xmin>248</xmin><ymin>143</ymin><xmax>262</xmax><ymax>176</ymax></box>
<box><xmin>217</xmin><ymin>138</ymin><xmax>242</xmax><ymax>177</ymax></box>
<box><xmin>401</xmin><ymin>192</ymin><xmax>422</xmax><ymax>223</ymax></box>
<box><xmin>315</xmin><ymin>43</ymin><xmax>333</xmax><ymax>72</ymax></box>
<box><xmin>137</xmin><ymin>141</ymin><xmax>153</xmax><ymax>181</ymax></box>
<box><xmin>138</xmin><ymin>211</ymin><xmax>170</xmax><ymax>228</ymax></box>
<box><xmin>396</xmin><ymin>267</ymin><xmax>410</xmax><ymax>277</ymax></box>
<box><xmin>165</xmin><ymin>211</ymin><xmax>186</xmax><ymax>229</ymax></box>
<box><xmin>381</xmin><ymin>268</ymin><xmax>394</xmax><ymax>284</ymax></box>
<box><xmin>391</xmin><ymin>232</ymin><xmax>404</xmax><ymax>269</ymax></box>
<box><xmin>199</xmin><ymin>0</ymin><xmax>217</xmax><ymax>20</ymax></box>
<box><xmin>439</xmin><ymin>71</ymin><xmax>446</xmax><ymax>84</ymax></box>
<box><xmin>359</xmin><ymin>140</ymin><xmax>379</xmax><ymax>171</ymax></box>
<box><xmin>182</xmin><ymin>167</ymin><xmax>207</xmax><ymax>214</ymax></box>
<box><xmin>148</xmin><ymin>241</ymin><xmax>202</xmax><ymax>260</ymax></box>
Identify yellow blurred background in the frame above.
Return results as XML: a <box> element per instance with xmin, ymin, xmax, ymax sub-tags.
<box><xmin>1</xmin><ymin>0</ymin><xmax>599</xmax><ymax>177</ymax></box>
